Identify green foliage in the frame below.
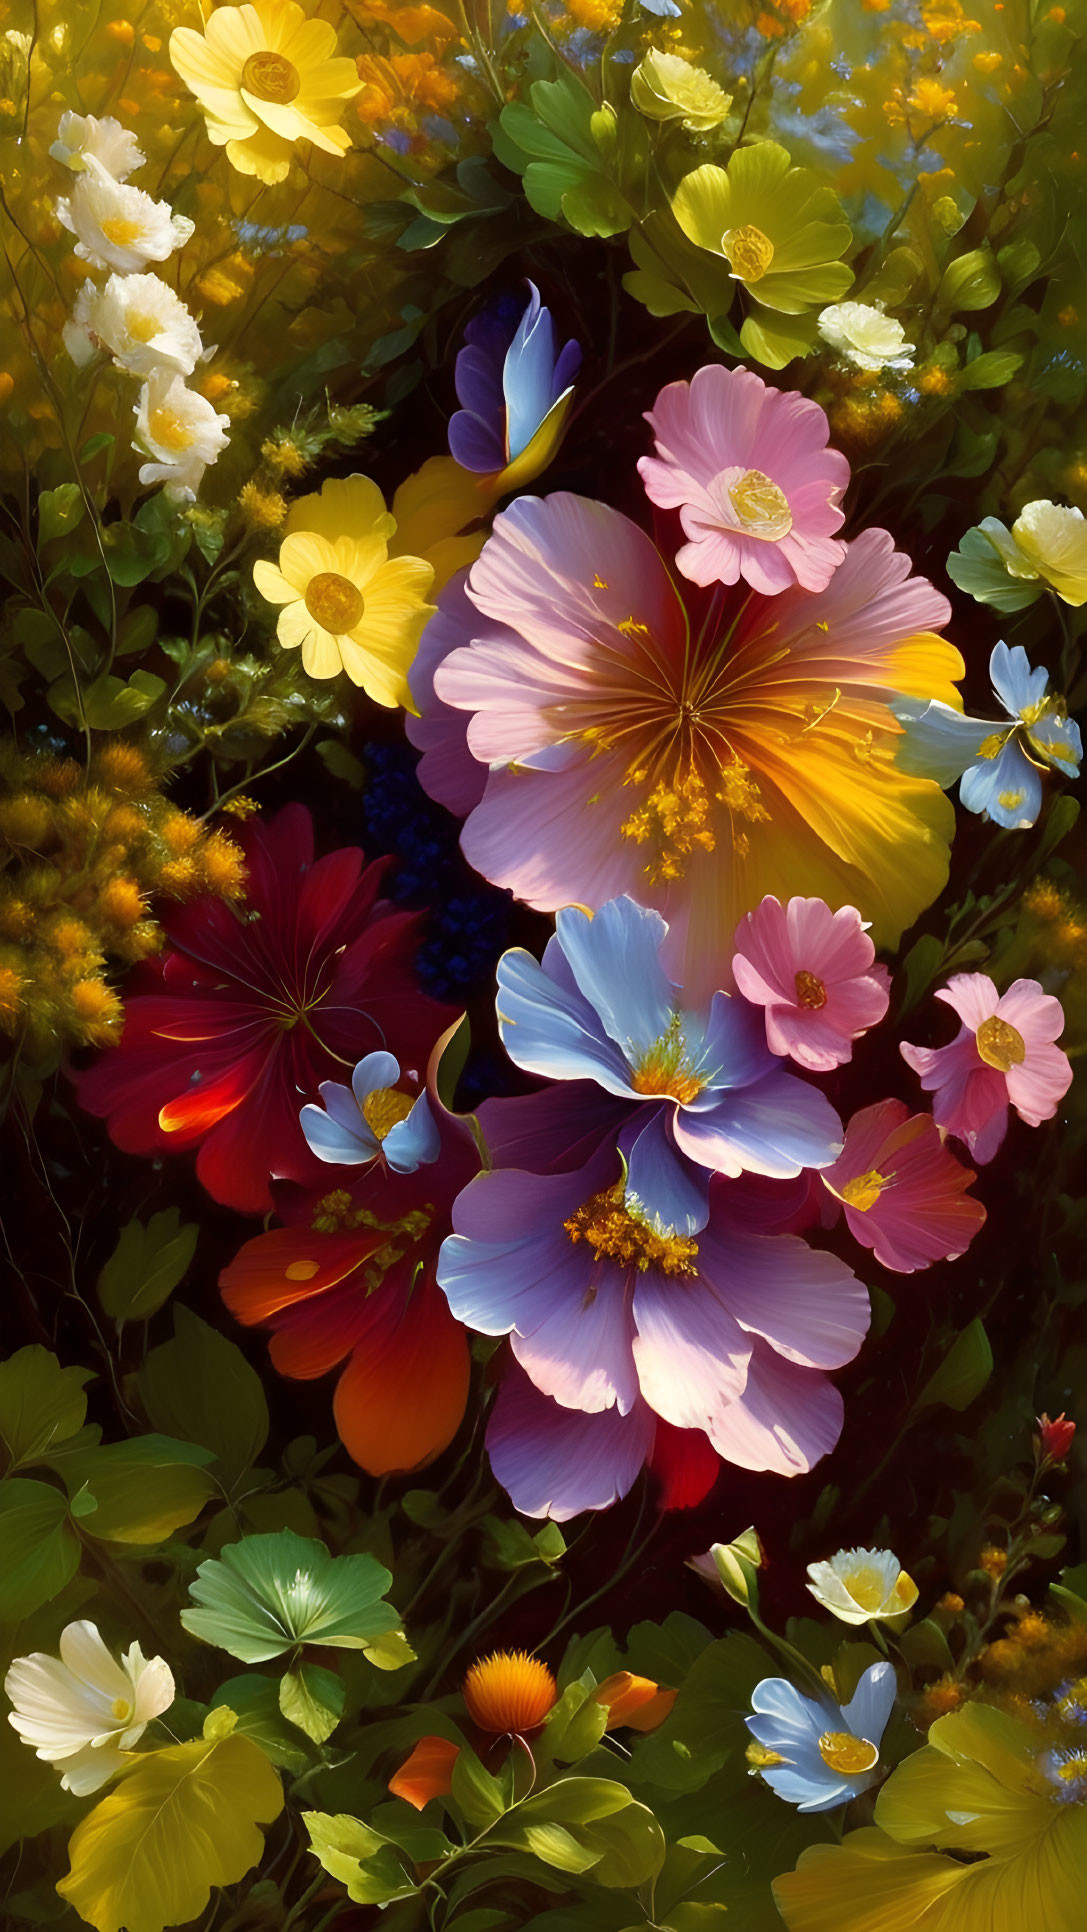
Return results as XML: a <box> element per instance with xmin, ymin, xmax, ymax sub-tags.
<box><xmin>97</xmin><ymin>1210</ymin><xmax>199</xmax><ymax>1324</ymax></box>
<box><xmin>181</xmin><ymin>1528</ymin><xmax>410</xmax><ymax>1665</ymax></box>
<box><xmin>493</xmin><ymin>69</ymin><xmax>646</xmax><ymax>238</ymax></box>
<box><xmin>916</xmin><ymin>1318</ymin><xmax>993</xmax><ymax>1413</ymax></box>
<box><xmin>135</xmin><ymin>1306</ymin><xmax>269</xmax><ymax>1489</ymax></box>
<box><xmin>0</xmin><ymin>1478</ymin><xmax>80</xmax><ymax>1618</ymax></box>
<box><xmin>0</xmin><ymin>1345</ymin><xmax>92</xmax><ymax>1472</ymax></box>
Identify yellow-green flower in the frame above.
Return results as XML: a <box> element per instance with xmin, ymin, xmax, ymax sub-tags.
<box><xmin>253</xmin><ymin>475</ymin><xmax>434</xmax><ymax>709</ymax></box>
<box><xmin>806</xmin><ymin>1548</ymin><xmax>919</xmax><ymax>1626</ymax></box>
<box><xmin>630</xmin><ymin>50</ymin><xmax>732</xmax><ymax>132</ymax></box>
<box><xmin>774</xmin><ymin>1703</ymin><xmax>1087</xmax><ymax>1931</ymax></box>
<box><xmin>671</xmin><ymin>141</ymin><xmax>853</xmax><ymax>316</ymax></box>
<box><xmin>986</xmin><ymin>501</ymin><xmax>1087</xmax><ymax>607</ymax></box>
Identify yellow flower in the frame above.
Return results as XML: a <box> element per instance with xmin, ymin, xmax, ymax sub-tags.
<box><xmin>773</xmin><ymin>1704</ymin><xmax>1087</xmax><ymax>1932</ymax></box>
<box><xmin>988</xmin><ymin>500</ymin><xmax>1087</xmax><ymax>606</ymax></box>
<box><xmin>908</xmin><ymin>76</ymin><xmax>958</xmax><ymax>120</ymax></box>
<box><xmin>253</xmin><ymin>474</ymin><xmax>435</xmax><ymax>708</ymax></box>
<box><xmin>630</xmin><ymin>49</ymin><xmax>732</xmax><ymax>132</ymax></box>
<box><xmin>806</xmin><ymin>1547</ymin><xmax>919</xmax><ymax>1625</ymax></box>
<box><xmin>671</xmin><ymin>141</ymin><xmax>852</xmax><ymax>351</ymax></box>
<box><xmin>462</xmin><ymin>1651</ymin><xmax>558</xmax><ymax>1734</ymax></box>
<box><xmin>169</xmin><ymin>0</ymin><xmax>362</xmax><ymax>185</ymax></box>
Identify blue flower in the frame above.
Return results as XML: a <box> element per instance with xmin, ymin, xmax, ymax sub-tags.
<box><xmin>448</xmin><ymin>281</ymin><xmax>581</xmax><ymax>479</ymax></box>
<box><xmin>746</xmin><ymin>1663</ymin><xmax>897</xmax><ymax>1813</ymax></box>
<box><xmin>299</xmin><ymin>1051</ymin><xmax>439</xmax><ymax>1174</ymax></box>
<box><xmin>893</xmin><ymin>641</ymin><xmax>1081</xmax><ymax>830</ymax></box>
<box><xmin>495</xmin><ymin>896</ymin><xmax>842</xmax><ymax>1206</ymax></box>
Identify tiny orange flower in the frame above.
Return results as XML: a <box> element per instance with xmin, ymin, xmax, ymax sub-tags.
<box><xmin>594</xmin><ymin>1671</ymin><xmax>677</xmax><ymax>1732</ymax></box>
<box><xmin>462</xmin><ymin>1651</ymin><xmax>557</xmax><ymax>1735</ymax></box>
<box><xmin>389</xmin><ymin>1734</ymin><xmax>460</xmax><ymax>1810</ymax></box>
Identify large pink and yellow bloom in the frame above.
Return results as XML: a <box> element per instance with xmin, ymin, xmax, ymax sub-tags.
<box><xmin>422</xmin><ymin>494</ymin><xmax>961</xmax><ymax>999</ymax></box>
<box><xmin>821</xmin><ymin>1099</ymin><xmax>985</xmax><ymax>1273</ymax></box>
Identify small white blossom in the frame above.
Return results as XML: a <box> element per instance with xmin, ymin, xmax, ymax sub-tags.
<box><xmin>817</xmin><ymin>301</ymin><xmax>914</xmax><ymax>373</ymax></box>
<box><xmin>5</xmin><ymin>1620</ymin><xmax>175</xmax><ymax>1796</ymax></box>
<box><xmin>56</xmin><ymin>158</ymin><xmax>194</xmax><ymax>275</ymax></box>
<box><xmin>806</xmin><ymin>1547</ymin><xmax>918</xmax><ymax>1625</ymax></box>
<box><xmin>133</xmin><ymin>371</ymin><xmax>230</xmax><ymax>502</ymax></box>
<box><xmin>65</xmin><ymin>272</ymin><xmax>205</xmax><ymax>379</ymax></box>
<box><xmin>50</xmin><ymin>110</ymin><xmax>145</xmax><ymax>181</ymax></box>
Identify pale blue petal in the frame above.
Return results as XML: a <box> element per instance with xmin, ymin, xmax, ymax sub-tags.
<box><xmin>299</xmin><ymin>1097</ymin><xmax>377</xmax><ymax>1165</ymax></box>
<box><xmin>763</xmin><ymin>1765</ymin><xmax>855</xmax><ymax>1812</ymax></box>
<box><xmin>554</xmin><ymin>898</ymin><xmax>677</xmax><ymax>1062</ymax></box>
<box><xmin>673</xmin><ymin>1075</ymin><xmax>843</xmax><ymax>1179</ymax></box>
<box><xmin>989</xmin><ymin>640</ymin><xmax>1049</xmax><ymax>720</ymax></box>
<box><xmin>504</xmin><ymin>283</ymin><xmax>556</xmax><ymax>462</ymax></box>
<box><xmin>891</xmin><ymin>699</ymin><xmax>995</xmax><ymax>786</ymax></box>
<box><xmin>960</xmin><ymin>736</ymin><xmax>1043</xmax><ymax>828</ymax></box>
<box><xmin>383</xmin><ymin>1093</ymin><xmax>441</xmax><ymax>1173</ymax></box>
<box><xmin>496</xmin><ymin>944</ymin><xmax>635</xmax><ymax>1095</ymax></box>
<box><xmin>692</xmin><ymin>991</ymin><xmax>776</xmax><ymax>1099</ymax></box>
<box><xmin>350</xmin><ymin>1051</ymin><xmax>401</xmax><ymax>1108</ymax></box>
<box><xmin>622</xmin><ymin>1109</ymin><xmax>708</xmax><ymax>1236</ymax></box>
<box><xmin>841</xmin><ymin>1662</ymin><xmax>896</xmax><ymax>1748</ymax></box>
<box><xmin>750</xmin><ymin>1678</ymin><xmax>825</xmax><ymax>1733</ymax></box>
<box><xmin>1025</xmin><ymin>710</ymin><xmax>1082</xmax><ymax>777</ymax></box>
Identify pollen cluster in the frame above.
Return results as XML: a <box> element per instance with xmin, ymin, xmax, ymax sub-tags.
<box><xmin>565</xmin><ymin>1182</ymin><xmax>699</xmax><ymax>1277</ymax></box>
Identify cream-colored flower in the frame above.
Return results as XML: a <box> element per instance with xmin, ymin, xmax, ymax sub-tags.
<box><xmin>50</xmin><ymin>110</ymin><xmax>145</xmax><ymax>181</ymax></box>
<box><xmin>253</xmin><ymin>473</ymin><xmax>435</xmax><ymax>708</ymax></box>
<box><xmin>170</xmin><ymin>0</ymin><xmax>362</xmax><ymax>186</ymax></box>
<box><xmin>133</xmin><ymin>372</ymin><xmax>230</xmax><ymax>501</ymax></box>
<box><xmin>630</xmin><ymin>49</ymin><xmax>732</xmax><ymax>132</ymax></box>
<box><xmin>817</xmin><ymin>300</ymin><xmax>914</xmax><ymax>373</ymax></box>
<box><xmin>56</xmin><ymin>159</ymin><xmax>194</xmax><ymax>274</ymax></box>
<box><xmin>982</xmin><ymin>500</ymin><xmax>1087</xmax><ymax>607</ymax></box>
<box><xmin>65</xmin><ymin>272</ymin><xmax>205</xmax><ymax>378</ymax></box>
<box><xmin>5</xmin><ymin>1620</ymin><xmax>175</xmax><ymax>1796</ymax></box>
<box><xmin>806</xmin><ymin>1547</ymin><xmax>919</xmax><ymax>1625</ymax></box>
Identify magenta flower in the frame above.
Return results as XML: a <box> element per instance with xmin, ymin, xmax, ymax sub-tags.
<box><xmin>731</xmin><ymin>896</ymin><xmax>890</xmax><ymax>1072</ymax></box>
<box><xmin>901</xmin><ymin>974</ymin><xmax>1072</xmax><ymax>1165</ymax></box>
<box><xmin>637</xmin><ymin>365</ymin><xmax>849</xmax><ymax>594</ymax></box>
<box><xmin>821</xmin><ymin>1099</ymin><xmax>986</xmax><ymax>1273</ymax></box>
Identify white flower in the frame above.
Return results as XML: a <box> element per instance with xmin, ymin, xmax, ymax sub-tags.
<box><xmin>56</xmin><ymin>159</ymin><xmax>194</xmax><ymax>275</ymax></box>
<box><xmin>65</xmin><ymin>272</ymin><xmax>205</xmax><ymax>379</ymax></box>
<box><xmin>817</xmin><ymin>301</ymin><xmax>914</xmax><ymax>373</ymax></box>
<box><xmin>806</xmin><ymin>1547</ymin><xmax>918</xmax><ymax>1625</ymax></box>
<box><xmin>5</xmin><ymin>1620</ymin><xmax>175</xmax><ymax>1796</ymax></box>
<box><xmin>50</xmin><ymin>110</ymin><xmax>145</xmax><ymax>181</ymax></box>
<box><xmin>133</xmin><ymin>371</ymin><xmax>230</xmax><ymax>502</ymax></box>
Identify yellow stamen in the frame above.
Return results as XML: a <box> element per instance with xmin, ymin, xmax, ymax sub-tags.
<box><xmin>621</xmin><ymin>770</ymin><xmax>716</xmax><ymax>882</ymax></box>
<box><xmin>975</xmin><ymin>1014</ymin><xmax>1026</xmax><ymax>1071</ymax></box>
<box><xmin>818</xmin><ymin>1731</ymin><xmax>879</xmax><ymax>1774</ymax></box>
<box><xmin>241</xmin><ymin>49</ymin><xmax>301</xmax><ymax>102</ymax></box>
<box><xmin>722</xmin><ymin>223</ymin><xmax>775</xmax><ymax>280</ymax></box>
<box><xmin>111</xmin><ymin>1697</ymin><xmax>132</xmax><ymax>1722</ymax></box>
<box><xmin>304</xmin><ymin>571</ymin><xmax>365</xmax><ymax>634</ymax></box>
<box><xmin>841</xmin><ymin>1168</ymin><xmax>887</xmax><ymax>1212</ymax></box>
<box><xmin>794</xmin><ymin>969</ymin><xmax>827</xmax><ymax>1009</ymax></box>
<box><xmin>631</xmin><ymin>1012</ymin><xmax>704</xmax><ymax>1103</ymax></box>
<box><xmin>728</xmin><ymin>470</ymin><xmax>792</xmax><ymax>539</ymax></box>
<box><xmin>100</xmin><ymin>217</ymin><xmax>144</xmax><ymax>246</ymax></box>
<box><xmin>840</xmin><ymin>1564</ymin><xmax>894</xmax><ymax>1610</ymax></box>
<box><xmin>565</xmin><ymin>1183</ymin><xmax>698</xmax><ymax>1277</ymax></box>
<box><xmin>127</xmin><ymin>312</ymin><xmax>160</xmax><ymax>343</ymax></box>
<box><xmin>361</xmin><ymin>1086</ymin><xmax>415</xmax><ymax>1141</ymax></box>
<box><xmin>149</xmin><ymin>407</ymin><xmax>194</xmax><ymax>452</ymax></box>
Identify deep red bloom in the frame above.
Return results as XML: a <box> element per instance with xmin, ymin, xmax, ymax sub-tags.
<box><xmin>74</xmin><ymin>805</ymin><xmax>449</xmax><ymax>1213</ymax></box>
<box><xmin>648</xmin><ymin>1421</ymin><xmax>721</xmax><ymax>1511</ymax></box>
<box><xmin>220</xmin><ymin>1076</ymin><xmax>478</xmax><ymax>1475</ymax></box>
<box><xmin>1036</xmin><ymin>1412</ymin><xmax>1076</xmax><ymax>1464</ymax></box>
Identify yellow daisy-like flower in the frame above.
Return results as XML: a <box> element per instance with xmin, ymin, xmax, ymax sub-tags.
<box><xmin>169</xmin><ymin>0</ymin><xmax>362</xmax><ymax>186</ymax></box>
<box><xmin>671</xmin><ymin>142</ymin><xmax>853</xmax><ymax>317</ymax></box>
<box><xmin>253</xmin><ymin>475</ymin><xmax>435</xmax><ymax>709</ymax></box>
<box><xmin>462</xmin><ymin>1650</ymin><xmax>558</xmax><ymax>1735</ymax></box>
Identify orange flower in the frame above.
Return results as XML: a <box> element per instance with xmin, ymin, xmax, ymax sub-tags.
<box><xmin>462</xmin><ymin>1652</ymin><xmax>558</xmax><ymax>1735</ymax></box>
<box><xmin>389</xmin><ymin>1735</ymin><xmax>461</xmax><ymax>1810</ymax></box>
<box><xmin>594</xmin><ymin>1672</ymin><xmax>677</xmax><ymax>1732</ymax></box>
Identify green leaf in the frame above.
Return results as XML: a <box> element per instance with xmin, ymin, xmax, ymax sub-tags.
<box><xmin>316</xmin><ymin>739</ymin><xmax>366</xmax><ymax>789</ymax></box>
<box><xmin>209</xmin><ymin>1676</ymin><xmax>317</xmax><ymax>1774</ymax></box>
<box><xmin>628</xmin><ymin>1632</ymin><xmax>769</xmax><ymax>1795</ymax></box>
<box><xmin>540</xmin><ymin>1679</ymin><xmax>609</xmax><ymax>1765</ymax></box>
<box><xmin>181</xmin><ymin>1529</ymin><xmax>405</xmax><ymax>1662</ymax></box>
<box><xmin>0</xmin><ymin>1345</ymin><xmax>92</xmax><ymax>1471</ymax></box>
<box><xmin>704</xmin><ymin>1528</ymin><xmax>762</xmax><ymax>1611</ymax></box>
<box><xmin>135</xmin><ymin>1306</ymin><xmax>268</xmax><ymax>1488</ymax></box>
<box><xmin>97</xmin><ymin>1209</ymin><xmax>198</xmax><ymax>1322</ymax></box>
<box><xmin>0</xmin><ymin>1478</ymin><xmax>80</xmax><ymax>1618</ymax></box>
<box><xmin>60</xmin><ymin>1436</ymin><xmax>217</xmax><ymax>1543</ymax></box>
<box><xmin>915</xmin><ymin>1317</ymin><xmax>993</xmax><ymax>1412</ymax></box>
<box><xmin>279</xmin><ymin>1662</ymin><xmax>345</xmax><ymax>1743</ymax></box>
<box><xmin>37</xmin><ymin>484</ymin><xmax>85</xmax><ymax>546</ymax></box>
<box><xmin>957</xmin><ymin>350</ymin><xmax>1023</xmax><ymax>390</ymax></box>
<box><xmin>57</xmin><ymin>1721</ymin><xmax>283</xmax><ymax>1932</ymax></box>
<box><xmin>898</xmin><ymin>932</ymin><xmax>945</xmax><ymax>1015</ymax></box>
<box><xmin>938</xmin><ymin>247</ymin><xmax>1001</xmax><ymax>311</ymax></box>
<box><xmin>115</xmin><ymin>607</ymin><xmax>159</xmax><ymax>658</ymax></box>
<box><xmin>498</xmin><ymin>1780</ymin><xmax>665</xmax><ymax>1888</ymax></box>
<box><xmin>740</xmin><ymin>305</ymin><xmax>822</xmax><ymax>369</ymax></box>
<box><xmin>79</xmin><ymin>432</ymin><xmax>114</xmax><ymax>464</ymax></box>
<box><xmin>82</xmin><ymin>669</ymin><xmax>167</xmax><ymax>729</ymax></box>
<box><xmin>450</xmin><ymin>1744</ymin><xmax>508</xmax><ymax>1826</ymax></box>
<box><xmin>303</xmin><ymin>1812</ymin><xmax>416</xmax><ymax>1905</ymax></box>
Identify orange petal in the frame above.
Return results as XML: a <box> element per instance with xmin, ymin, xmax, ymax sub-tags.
<box><xmin>595</xmin><ymin>1671</ymin><xmax>677</xmax><ymax>1732</ymax></box>
<box><xmin>333</xmin><ymin>1271</ymin><xmax>470</xmax><ymax>1475</ymax></box>
<box><xmin>389</xmin><ymin>1735</ymin><xmax>460</xmax><ymax>1811</ymax></box>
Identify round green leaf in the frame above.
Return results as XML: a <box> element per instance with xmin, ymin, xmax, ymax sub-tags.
<box><xmin>0</xmin><ymin>1478</ymin><xmax>80</xmax><ymax>1618</ymax></box>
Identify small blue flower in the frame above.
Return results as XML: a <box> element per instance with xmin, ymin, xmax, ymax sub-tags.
<box><xmin>745</xmin><ymin>1663</ymin><xmax>897</xmax><ymax>1813</ymax></box>
<box><xmin>893</xmin><ymin>641</ymin><xmax>1081</xmax><ymax>830</ymax></box>
<box><xmin>495</xmin><ymin>895</ymin><xmax>842</xmax><ymax>1213</ymax></box>
<box><xmin>448</xmin><ymin>281</ymin><xmax>581</xmax><ymax>476</ymax></box>
<box><xmin>299</xmin><ymin>1051</ymin><xmax>439</xmax><ymax>1174</ymax></box>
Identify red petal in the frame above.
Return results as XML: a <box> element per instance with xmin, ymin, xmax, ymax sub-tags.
<box><xmin>648</xmin><ymin>1421</ymin><xmax>720</xmax><ymax>1510</ymax></box>
<box><xmin>389</xmin><ymin>1737</ymin><xmax>460</xmax><ymax>1811</ymax></box>
<box><xmin>333</xmin><ymin>1273</ymin><xmax>470</xmax><ymax>1475</ymax></box>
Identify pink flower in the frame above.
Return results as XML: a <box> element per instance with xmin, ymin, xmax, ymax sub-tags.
<box><xmin>637</xmin><ymin>365</ymin><xmax>849</xmax><ymax>594</ymax></box>
<box><xmin>732</xmin><ymin>896</ymin><xmax>890</xmax><ymax>1072</ymax></box>
<box><xmin>900</xmin><ymin>974</ymin><xmax>1072</xmax><ymax>1165</ymax></box>
<box><xmin>821</xmin><ymin>1100</ymin><xmax>986</xmax><ymax>1273</ymax></box>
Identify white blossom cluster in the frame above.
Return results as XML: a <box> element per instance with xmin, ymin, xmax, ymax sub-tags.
<box><xmin>52</xmin><ymin>113</ymin><xmax>230</xmax><ymax>502</ymax></box>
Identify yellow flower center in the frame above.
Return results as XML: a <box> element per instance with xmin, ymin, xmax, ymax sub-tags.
<box><xmin>729</xmin><ymin>470</ymin><xmax>793</xmax><ymax>539</ymax></box>
<box><xmin>241</xmin><ymin>49</ymin><xmax>301</xmax><ymax>103</ymax></box>
<box><xmin>304</xmin><ymin>571</ymin><xmax>365</xmax><ymax>634</ymax></box>
<box><xmin>975</xmin><ymin>1014</ymin><xmax>1026</xmax><ymax>1071</ymax></box>
<box><xmin>127</xmin><ymin>312</ymin><xmax>160</xmax><ymax>343</ymax></box>
<box><xmin>100</xmin><ymin>217</ymin><xmax>144</xmax><ymax>246</ymax></box>
<box><xmin>111</xmin><ymin>1697</ymin><xmax>132</xmax><ymax>1722</ymax></box>
<box><xmin>839</xmin><ymin>1563</ymin><xmax>894</xmax><ymax>1610</ymax></box>
<box><xmin>840</xmin><ymin>1168</ymin><xmax>887</xmax><ymax>1212</ymax></box>
<box><xmin>794</xmin><ymin>969</ymin><xmax>827</xmax><ymax>1009</ymax></box>
<box><xmin>149</xmin><ymin>407</ymin><xmax>194</xmax><ymax>453</ymax></box>
<box><xmin>818</xmin><ymin>1731</ymin><xmax>879</xmax><ymax>1775</ymax></box>
<box><xmin>723</xmin><ymin>223</ymin><xmax>775</xmax><ymax>281</ymax></box>
<box><xmin>361</xmin><ymin>1086</ymin><xmax>415</xmax><ymax>1141</ymax></box>
<box><xmin>565</xmin><ymin>1183</ymin><xmax>699</xmax><ymax>1277</ymax></box>
<box><xmin>978</xmin><ymin>729</ymin><xmax>1011</xmax><ymax>759</ymax></box>
<box><xmin>630</xmin><ymin>1013</ymin><xmax>704</xmax><ymax>1103</ymax></box>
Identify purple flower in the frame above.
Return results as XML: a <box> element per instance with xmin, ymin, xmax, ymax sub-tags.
<box><xmin>448</xmin><ymin>281</ymin><xmax>581</xmax><ymax>478</ymax></box>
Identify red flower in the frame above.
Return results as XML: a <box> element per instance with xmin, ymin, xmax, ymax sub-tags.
<box><xmin>1036</xmin><ymin>1412</ymin><xmax>1076</xmax><ymax>1465</ymax></box>
<box><xmin>74</xmin><ymin>805</ymin><xmax>450</xmax><ymax>1213</ymax></box>
<box><xmin>220</xmin><ymin>1072</ymin><xmax>478</xmax><ymax>1474</ymax></box>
